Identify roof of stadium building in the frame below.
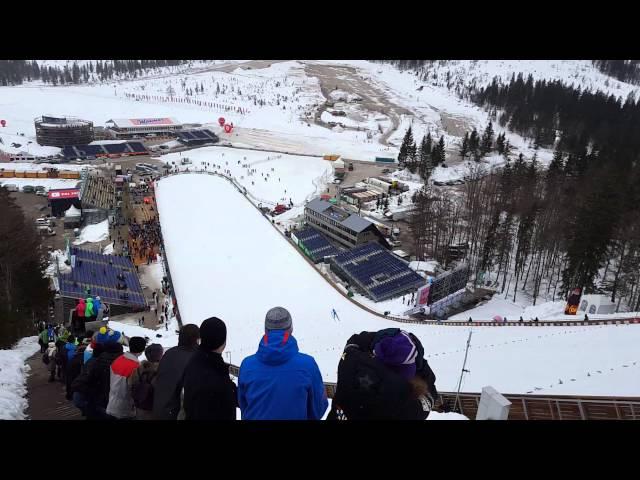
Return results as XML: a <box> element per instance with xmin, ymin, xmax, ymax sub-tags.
<box><xmin>107</xmin><ymin>118</ymin><xmax>181</xmax><ymax>128</ymax></box>
<box><xmin>306</xmin><ymin>198</ymin><xmax>372</xmax><ymax>233</ymax></box>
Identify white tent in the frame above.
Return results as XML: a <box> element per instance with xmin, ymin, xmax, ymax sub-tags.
<box><xmin>64</xmin><ymin>205</ymin><xmax>81</xmax><ymax>218</ymax></box>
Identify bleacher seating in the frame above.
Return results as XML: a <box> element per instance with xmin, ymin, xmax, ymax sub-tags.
<box><xmin>177</xmin><ymin>129</ymin><xmax>219</xmax><ymax>145</ymax></box>
<box><xmin>62</xmin><ymin>146</ymin><xmax>78</xmax><ymax>158</ymax></box>
<box><xmin>61</xmin><ymin>142</ymin><xmax>147</xmax><ymax>159</ymax></box>
<box><xmin>104</xmin><ymin>143</ymin><xmax>129</xmax><ymax>154</ymax></box>
<box><xmin>128</xmin><ymin>142</ymin><xmax>147</xmax><ymax>153</ymax></box>
<box><xmin>331</xmin><ymin>242</ymin><xmax>424</xmax><ymax>301</ymax></box>
<box><xmin>76</xmin><ymin>145</ymin><xmax>106</xmax><ymax>156</ymax></box>
<box><xmin>295</xmin><ymin>227</ymin><xmax>341</xmax><ymax>262</ymax></box>
<box><xmin>58</xmin><ymin>247</ymin><xmax>146</xmax><ymax>308</ymax></box>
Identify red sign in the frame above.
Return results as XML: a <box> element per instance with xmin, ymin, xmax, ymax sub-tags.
<box><xmin>130</xmin><ymin>118</ymin><xmax>173</xmax><ymax>126</ymax></box>
<box><xmin>48</xmin><ymin>189</ymin><xmax>79</xmax><ymax>200</ymax></box>
<box><xmin>224</xmin><ymin>124</ymin><xmax>233</xmax><ymax>133</ymax></box>
<box><xmin>218</xmin><ymin>117</ymin><xmax>225</xmax><ymax>126</ymax></box>
<box><xmin>0</xmin><ymin>119</ymin><xmax>5</xmax><ymax>127</ymax></box>
<box><xmin>416</xmin><ymin>284</ymin><xmax>430</xmax><ymax>306</ymax></box>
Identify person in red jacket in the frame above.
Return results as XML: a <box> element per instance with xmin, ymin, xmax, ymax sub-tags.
<box><xmin>106</xmin><ymin>336</ymin><xmax>146</xmax><ymax>420</ymax></box>
<box><xmin>76</xmin><ymin>299</ymin><xmax>86</xmax><ymax>325</ymax></box>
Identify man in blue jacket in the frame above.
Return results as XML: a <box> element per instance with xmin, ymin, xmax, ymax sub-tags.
<box><xmin>238</xmin><ymin>307</ymin><xmax>328</xmax><ymax>420</ymax></box>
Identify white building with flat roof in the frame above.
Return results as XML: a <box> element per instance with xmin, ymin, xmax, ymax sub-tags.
<box><xmin>106</xmin><ymin>118</ymin><xmax>183</xmax><ymax>138</ymax></box>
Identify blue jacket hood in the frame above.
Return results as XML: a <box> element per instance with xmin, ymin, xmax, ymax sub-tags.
<box><xmin>65</xmin><ymin>342</ymin><xmax>77</xmax><ymax>361</ymax></box>
<box><xmin>256</xmin><ymin>330</ymin><xmax>298</xmax><ymax>366</ymax></box>
<box><xmin>238</xmin><ymin>330</ymin><xmax>328</xmax><ymax>420</ymax></box>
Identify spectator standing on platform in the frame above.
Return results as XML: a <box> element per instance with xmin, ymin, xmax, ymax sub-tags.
<box><xmin>152</xmin><ymin>324</ymin><xmax>200</xmax><ymax>420</ymax></box>
<box><xmin>238</xmin><ymin>307</ymin><xmax>327</xmax><ymax>420</ymax></box>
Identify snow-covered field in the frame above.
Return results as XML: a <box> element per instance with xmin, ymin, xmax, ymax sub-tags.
<box><xmin>147</xmin><ymin>173</ymin><xmax>640</xmax><ymax>396</ymax></box>
<box><xmin>162</xmin><ymin>146</ymin><xmax>333</xmax><ymax>208</ymax></box>
<box><xmin>0</xmin><ymin>131</ymin><xmax>60</xmax><ymax>157</ymax></box>
<box><xmin>73</xmin><ymin>219</ymin><xmax>108</xmax><ymax>245</ymax></box>
<box><xmin>0</xmin><ymin>337</ymin><xmax>39</xmax><ymax>420</ymax></box>
<box><xmin>449</xmin><ymin>295</ymin><xmax>640</xmax><ymax>323</ymax></box>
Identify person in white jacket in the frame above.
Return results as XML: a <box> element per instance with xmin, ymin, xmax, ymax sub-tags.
<box><xmin>47</xmin><ymin>342</ymin><xmax>57</xmax><ymax>382</ymax></box>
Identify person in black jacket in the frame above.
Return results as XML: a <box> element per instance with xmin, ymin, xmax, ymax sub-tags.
<box><xmin>152</xmin><ymin>324</ymin><xmax>200</xmax><ymax>420</ymax></box>
<box><xmin>65</xmin><ymin>339</ymin><xmax>89</xmax><ymax>400</ymax></box>
<box><xmin>71</xmin><ymin>342</ymin><xmax>104</xmax><ymax>417</ymax></box>
<box><xmin>183</xmin><ymin>317</ymin><xmax>237</xmax><ymax>420</ymax></box>
<box><xmin>327</xmin><ymin>328</ymin><xmax>437</xmax><ymax>420</ymax></box>
<box><xmin>85</xmin><ymin>341</ymin><xmax>124</xmax><ymax>419</ymax></box>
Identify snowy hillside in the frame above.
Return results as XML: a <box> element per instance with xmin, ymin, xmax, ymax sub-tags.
<box><xmin>0</xmin><ymin>337</ymin><xmax>39</xmax><ymax>420</ymax></box>
<box><xmin>416</xmin><ymin>60</ymin><xmax>640</xmax><ymax>100</ymax></box>
<box><xmin>150</xmin><ymin>173</ymin><xmax>640</xmax><ymax>396</ymax></box>
<box><xmin>161</xmin><ymin>146</ymin><xmax>332</xmax><ymax>210</ymax></box>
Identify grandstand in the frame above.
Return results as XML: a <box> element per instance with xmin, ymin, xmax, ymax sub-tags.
<box><xmin>57</xmin><ymin>248</ymin><xmax>146</xmax><ymax>321</ymax></box>
<box><xmin>61</xmin><ymin>142</ymin><xmax>148</xmax><ymax>160</ymax></box>
<box><xmin>35</xmin><ymin>116</ymin><xmax>94</xmax><ymax>147</ymax></box>
<box><xmin>80</xmin><ymin>175</ymin><xmax>116</xmax><ymax>212</ymax></box>
<box><xmin>292</xmin><ymin>226</ymin><xmax>342</xmax><ymax>263</ymax></box>
<box><xmin>176</xmin><ymin>129</ymin><xmax>219</xmax><ymax>146</ymax></box>
<box><xmin>330</xmin><ymin>242</ymin><xmax>425</xmax><ymax>302</ymax></box>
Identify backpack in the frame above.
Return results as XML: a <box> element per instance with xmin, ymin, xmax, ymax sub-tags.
<box><xmin>332</xmin><ymin>345</ymin><xmax>413</xmax><ymax>420</ymax></box>
<box><xmin>131</xmin><ymin>368</ymin><xmax>156</xmax><ymax>411</ymax></box>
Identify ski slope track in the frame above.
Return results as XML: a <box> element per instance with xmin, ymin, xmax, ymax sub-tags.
<box><xmin>155</xmin><ymin>173</ymin><xmax>640</xmax><ymax>396</ymax></box>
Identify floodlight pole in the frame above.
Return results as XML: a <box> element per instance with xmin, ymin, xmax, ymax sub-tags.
<box><xmin>453</xmin><ymin>330</ymin><xmax>473</xmax><ymax>413</ymax></box>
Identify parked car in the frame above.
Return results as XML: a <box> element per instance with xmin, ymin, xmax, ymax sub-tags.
<box><xmin>37</xmin><ymin>226</ymin><xmax>56</xmax><ymax>236</ymax></box>
<box><xmin>22</xmin><ymin>185</ymin><xmax>36</xmax><ymax>193</ymax></box>
<box><xmin>433</xmin><ymin>181</ymin><xmax>445</xmax><ymax>186</ymax></box>
<box><xmin>4</xmin><ymin>184</ymin><xmax>18</xmax><ymax>192</ymax></box>
<box><xmin>453</xmin><ymin>179</ymin><xmax>465</xmax><ymax>185</ymax></box>
<box><xmin>36</xmin><ymin>190</ymin><xmax>48</xmax><ymax>197</ymax></box>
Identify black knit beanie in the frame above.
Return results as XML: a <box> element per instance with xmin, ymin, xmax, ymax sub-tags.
<box><xmin>200</xmin><ymin>317</ymin><xmax>227</xmax><ymax>351</ymax></box>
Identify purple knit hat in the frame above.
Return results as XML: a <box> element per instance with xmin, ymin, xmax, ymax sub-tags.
<box><xmin>373</xmin><ymin>331</ymin><xmax>418</xmax><ymax>380</ymax></box>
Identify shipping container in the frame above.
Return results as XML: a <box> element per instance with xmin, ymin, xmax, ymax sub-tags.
<box><xmin>375</xmin><ymin>157</ymin><xmax>395</xmax><ymax>163</ymax></box>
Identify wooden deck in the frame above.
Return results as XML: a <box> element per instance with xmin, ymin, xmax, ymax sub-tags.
<box><xmin>24</xmin><ymin>353</ymin><xmax>83</xmax><ymax>420</ymax></box>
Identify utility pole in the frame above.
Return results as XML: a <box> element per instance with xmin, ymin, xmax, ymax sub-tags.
<box><xmin>453</xmin><ymin>329</ymin><xmax>473</xmax><ymax>414</ymax></box>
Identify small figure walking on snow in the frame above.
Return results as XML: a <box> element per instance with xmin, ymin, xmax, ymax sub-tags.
<box><xmin>331</xmin><ymin>308</ymin><xmax>340</xmax><ymax>322</ymax></box>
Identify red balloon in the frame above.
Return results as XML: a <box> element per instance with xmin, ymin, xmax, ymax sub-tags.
<box><xmin>0</xmin><ymin>120</ymin><xmax>5</xmax><ymax>127</ymax></box>
<box><xmin>218</xmin><ymin>117</ymin><xmax>225</xmax><ymax>127</ymax></box>
<box><xmin>224</xmin><ymin>124</ymin><xmax>232</xmax><ymax>133</ymax></box>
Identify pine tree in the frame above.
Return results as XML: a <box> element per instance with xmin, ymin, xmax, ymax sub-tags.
<box><xmin>548</xmin><ymin>149</ymin><xmax>564</xmax><ymax>177</ymax></box>
<box><xmin>503</xmin><ymin>140</ymin><xmax>512</xmax><ymax>159</ymax></box>
<box><xmin>480</xmin><ymin>121</ymin><xmax>494</xmax><ymax>155</ymax></box>
<box><xmin>418</xmin><ymin>135</ymin><xmax>433</xmax><ymax>181</ymax></box>
<box><xmin>0</xmin><ymin>188</ymin><xmax>51</xmax><ymax>348</ymax></box>
<box><xmin>460</xmin><ymin>132</ymin><xmax>469</xmax><ymax>160</ymax></box>
<box><xmin>469</xmin><ymin>128</ymin><xmax>480</xmax><ymax>160</ymax></box>
<box><xmin>436</xmin><ymin>135</ymin><xmax>446</xmax><ymax>165</ymax></box>
<box><xmin>398</xmin><ymin>126</ymin><xmax>415</xmax><ymax>167</ymax></box>
<box><xmin>496</xmin><ymin>132</ymin><xmax>505</xmax><ymax>154</ymax></box>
